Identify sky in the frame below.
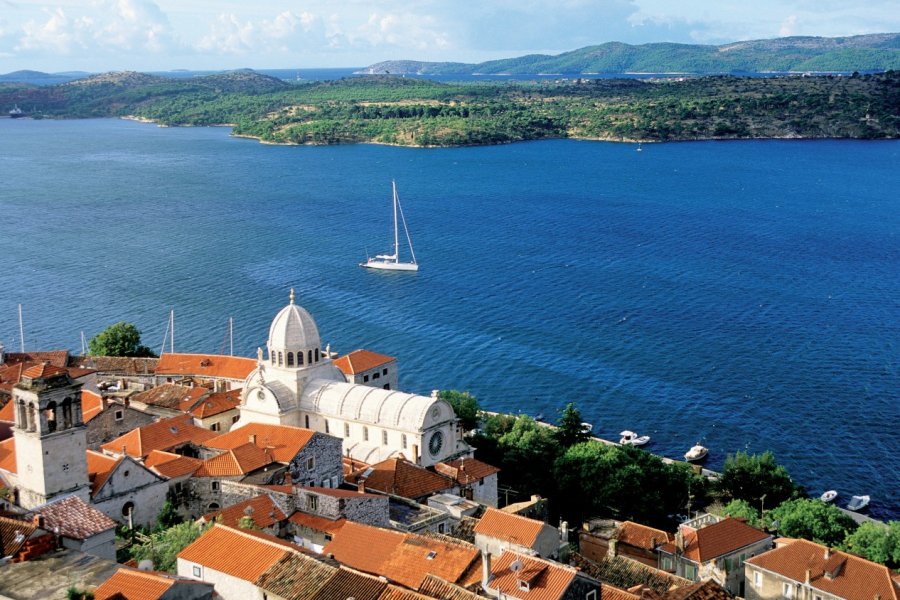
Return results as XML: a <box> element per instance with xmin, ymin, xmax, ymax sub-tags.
<box><xmin>1</xmin><ymin>0</ymin><xmax>898</xmax><ymax>73</ymax></box>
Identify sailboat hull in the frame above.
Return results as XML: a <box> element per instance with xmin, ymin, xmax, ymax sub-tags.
<box><xmin>360</xmin><ymin>260</ymin><xmax>419</xmax><ymax>271</ymax></box>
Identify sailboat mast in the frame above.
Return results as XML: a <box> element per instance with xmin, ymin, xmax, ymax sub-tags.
<box><xmin>392</xmin><ymin>180</ymin><xmax>400</xmax><ymax>262</ymax></box>
<box><xmin>170</xmin><ymin>309</ymin><xmax>175</xmax><ymax>354</ymax></box>
<box><xmin>18</xmin><ymin>304</ymin><xmax>24</xmax><ymax>352</ymax></box>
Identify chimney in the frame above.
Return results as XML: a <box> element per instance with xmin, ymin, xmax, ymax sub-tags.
<box><xmin>481</xmin><ymin>550</ymin><xmax>493</xmax><ymax>588</ymax></box>
<box><xmin>357</xmin><ymin>478</ymin><xmax>366</xmax><ymax>493</ymax></box>
<box><xmin>675</xmin><ymin>530</ymin><xmax>685</xmax><ymax>553</ymax></box>
<box><xmin>824</xmin><ymin>547</ymin><xmax>830</xmax><ymax>560</ymax></box>
<box><xmin>249</xmin><ymin>434</ymin><xmax>257</xmax><ymax>445</ymax></box>
<box><xmin>31</xmin><ymin>514</ymin><xmax>44</xmax><ymax>529</ymax></box>
<box><xmin>609</xmin><ymin>538</ymin><xmax>618</xmax><ymax>557</ymax></box>
<box><xmin>805</xmin><ymin>569</ymin><xmax>811</xmax><ymax>584</ymax></box>
<box><xmin>412</xmin><ymin>444</ymin><xmax>419</xmax><ymax>463</ymax></box>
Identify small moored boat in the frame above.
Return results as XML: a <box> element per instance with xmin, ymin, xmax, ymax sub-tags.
<box><xmin>619</xmin><ymin>430</ymin><xmax>650</xmax><ymax>446</ymax></box>
<box><xmin>684</xmin><ymin>443</ymin><xmax>708</xmax><ymax>462</ymax></box>
<box><xmin>820</xmin><ymin>490</ymin><xmax>838</xmax><ymax>503</ymax></box>
<box><xmin>581</xmin><ymin>422</ymin><xmax>593</xmax><ymax>433</ymax></box>
<box><xmin>846</xmin><ymin>495</ymin><xmax>870</xmax><ymax>512</ymax></box>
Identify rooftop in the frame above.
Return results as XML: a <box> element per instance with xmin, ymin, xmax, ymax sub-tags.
<box><xmin>131</xmin><ymin>384</ymin><xmax>207</xmax><ymax>410</ymax></box>
<box><xmin>155</xmin><ymin>353</ymin><xmax>256</xmax><ymax>380</ymax></box>
<box><xmin>434</xmin><ymin>457</ymin><xmax>500</xmax><ymax>485</ymax></box>
<box><xmin>204</xmin><ymin>423</ymin><xmax>315</xmax><ymax>463</ymax></box>
<box><xmin>187</xmin><ymin>388</ymin><xmax>241</xmax><ymax>418</ymax></box>
<box><xmin>93</xmin><ymin>566</ymin><xmax>214</xmax><ymax>600</ymax></box>
<box><xmin>617</xmin><ymin>521</ymin><xmax>673</xmax><ymax>549</ymax></box>
<box><xmin>201</xmin><ymin>494</ymin><xmax>286</xmax><ymax>529</ymax></box>
<box><xmin>34</xmin><ymin>495</ymin><xmax>117</xmax><ymax>540</ymax></box>
<box><xmin>194</xmin><ymin>442</ymin><xmax>277</xmax><ymax>477</ymax></box>
<box><xmin>659</xmin><ymin>517</ymin><xmax>771</xmax><ymax>563</ymax></box>
<box><xmin>333</xmin><ymin>349</ymin><xmax>396</xmax><ymax>375</ymax></box>
<box><xmin>178</xmin><ymin>524</ymin><xmax>300</xmax><ymax>583</ymax></box>
<box><xmin>144</xmin><ymin>450</ymin><xmax>203</xmax><ymax>478</ymax></box>
<box><xmin>488</xmin><ymin>550</ymin><xmax>590</xmax><ymax>600</ymax></box>
<box><xmin>100</xmin><ymin>414</ymin><xmax>217</xmax><ymax>458</ymax></box>
<box><xmin>474</xmin><ymin>506</ymin><xmax>550</xmax><ymax>548</ymax></box>
<box><xmin>346</xmin><ymin>456</ymin><xmax>454</xmax><ymax>499</ymax></box>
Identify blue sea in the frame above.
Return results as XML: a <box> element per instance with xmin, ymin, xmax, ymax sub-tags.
<box><xmin>1</xmin><ymin>118</ymin><xmax>898</xmax><ymax>520</ymax></box>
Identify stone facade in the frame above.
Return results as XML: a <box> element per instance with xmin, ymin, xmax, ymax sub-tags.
<box><xmin>286</xmin><ymin>432</ymin><xmax>344</xmax><ymax>489</ymax></box>
<box><xmin>178</xmin><ymin>558</ymin><xmax>265</xmax><ymax>600</ymax></box>
<box><xmin>62</xmin><ymin>529</ymin><xmax>116</xmax><ymax>562</ymax></box>
<box><xmin>91</xmin><ymin>457</ymin><xmax>169</xmax><ymax>529</ymax></box>
<box><xmin>85</xmin><ymin>402</ymin><xmax>156</xmax><ymax>450</ymax></box>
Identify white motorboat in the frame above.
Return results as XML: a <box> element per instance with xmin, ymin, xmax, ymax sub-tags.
<box><xmin>619</xmin><ymin>430</ymin><xmax>650</xmax><ymax>446</ymax></box>
<box><xmin>846</xmin><ymin>495</ymin><xmax>870</xmax><ymax>511</ymax></box>
<box><xmin>581</xmin><ymin>422</ymin><xmax>593</xmax><ymax>433</ymax></box>
<box><xmin>361</xmin><ymin>180</ymin><xmax>419</xmax><ymax>271</ymax></box>
<box><xmin>820</xmin><ymin>490</ymin><xmax>838</xmax><ymax>503</ymax></box>
<box><xmin>684</xmin><ymin>443</ymin><xmax>708</xmax><ymax>462</ymax></box>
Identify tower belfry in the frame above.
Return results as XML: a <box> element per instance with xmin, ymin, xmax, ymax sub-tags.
<box><xmin>12</xmin><ymin>363</ymin><xmax>90</xmax><ymax>508</ymax></box>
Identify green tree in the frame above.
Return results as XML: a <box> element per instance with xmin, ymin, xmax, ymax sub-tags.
<box><xmin>88</xmin><ymin>321</ymin><xmax>156</xmax><ymax>357</ymax></box>
<box><xmin>155</xmin><ymin>499</ymin><xmax>182</xmax><ymax>530</ymax></box>
<box><xmin>768</xmin><ymin>498</ymin><xmax>857</xmax><ymax>547</ymax></box>
<box><xmin>554</xmin><ymin>402</ymin><xmax>591</xmax><ymax>449</ymax></box>
<box><xmin>842</xmin><ymin>521</ymin><xmax>900</xmax><ymax>568</ymax></box>
<box><xmin>438</xmin><ymin>390</ymin><xmax>481</xmax><ymax>431</ymax></box>
<box><xmin>129</xmin><ymin>522</ymin><xmax>201</xmax><ymax>572</ymax></box>
<box><xmin>716</xmin><ymin>451</ymin><xmax>799</xmax><ymax>507</ymax></box>
<box><xmin>721</xmin><ymin>499</ymin><xmax>762</xmax><ymax>528</ymax></box>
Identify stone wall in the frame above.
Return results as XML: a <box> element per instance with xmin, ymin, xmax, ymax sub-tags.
<box><xmin>286</xmin><ymin>432</ymin><xmax>343</xmax><ymax>488</ymax></box>
<box><xmin>86</xmin><ymin>404</ymin><xmax>156</xmax><ymax>450</ymax></box>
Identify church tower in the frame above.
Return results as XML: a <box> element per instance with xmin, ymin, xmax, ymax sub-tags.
<box><xmin>12</xmin><ymin>363</ymin><xmax>90</xmax><ymax>509</ymax></box>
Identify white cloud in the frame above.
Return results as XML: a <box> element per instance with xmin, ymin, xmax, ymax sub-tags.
<box><xmin>779</xmin><ymin>16</ymin><xmax>798</xmax><ymax>37</ymax></box>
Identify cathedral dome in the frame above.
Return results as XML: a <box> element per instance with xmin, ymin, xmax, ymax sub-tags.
<box><xmin>268</xmin><ymin>290</ymin><xmax>321</xmax><ymax>353</ymax></box>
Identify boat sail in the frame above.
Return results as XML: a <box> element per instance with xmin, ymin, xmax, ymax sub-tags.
<box><xmin>361</xmin><ymin>180</ymin><xmax>419</xmax><ymax>271</ymax></box>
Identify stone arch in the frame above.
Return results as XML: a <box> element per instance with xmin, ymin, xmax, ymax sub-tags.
<box><xmin>45</xmin><ymin>400</ymin><xmax>58</xmax><ymax>433</ymax></box>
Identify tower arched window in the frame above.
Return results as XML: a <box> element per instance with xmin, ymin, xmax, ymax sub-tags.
<box><xmin>308</xmin><ymin>350</ymin><xmax>313</xmax><ymax>365</ymax></box>
<box><xmin>298</xmin><ymin>352</ymin><xmax>304</xmax><ymax>366</ymax></box>
<box><xmin>26</xmin><ymin>403</ymin><xmax>36</xmax><ymax>432</ymax></box>
<box><xmin>61</xmin><ymin>398</ymin><xmax>73</xmax><ymax>429</ymax></box>
<box><xmin>287</xmin><ymin>352</ymin><xmax>294</xmax><ymax>367</ymax></box>
<box><xmin>315</xmin><ymin>348</ymin><xmax>320</xmax><ymax>362</ymax></box>
<box><xmin>270</xmin><ymin>350</ymin><xmax>275</xmax><ymax>364</ymax></box>
<box><xmin>45</xmin><ymin>401</ymin><xmax>57</xmax><ymax>433</ymax></box>
<box><xmin>278</xmin><ymin>352</ymin><xmax>283</xmax><ymax>366</ymax></box>
<box><xmin>16</xmin><ymin>400</ymin><xmax>26</xmax><ymax>429</ymax></box>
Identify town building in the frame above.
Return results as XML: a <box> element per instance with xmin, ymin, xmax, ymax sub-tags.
<box><xmin>93</xmin><ymin>567</ymin><xmax>215</xmax><ymax>600</ymax></box>
<box><xmin>482</xmin><ymin>550</ymin><xmax>601</xmax><ymax>600</ymax></box>
<box><xmin>333</xmin><ymin>349</ymin><xmax>398</xmax><ymax>390</ymax></box>
<box><xmin>86</xmin><ymin>449</ymin><xmax>169</xmax><ymax>529</ymax></box>
<box><xmin>579</xmin><ymin>519</ymin><xmax>673</xmax><ymax>568</ymax></box>
<box><xmin>474</xmin><ymin>506</ymin><xmax>562</xmax><ymax>560</ymax></box>
<box><xmin>32</xmin><ymin>494</ymin><xmax>117</xmax><ymax>560</ymax></box>
<box><xmin>82</xmin><ymin>389</ymin><xmax>156</xmax><ymax>450</ymax></box>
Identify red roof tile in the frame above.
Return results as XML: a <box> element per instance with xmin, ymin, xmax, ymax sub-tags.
<box><xmin>94</xmin><ymin>567</ymin><xmax>182</xmax><ymax>600</ymax></box>
<box><xmin>195</xmin><ymin>443</ymin><xmax>277</xmax><ymax>477</ymax></box>
<box><xmin>132</xmin><ymin>384</ymin><xmax>207</xmax><ymax>410</ymax></box>
<box><xmin>0</xmin><ymin>400</ymin><xmax>13</xmax><ymax>423</ymax></box>
<box><xmin>345</xmin><ymin>457</ymin><xmax>454</xmax><ymax>499</ymax></box>
<box><xmin>288</xmin><ymin>511</ymin><xmax>346</xmax><ymax>534</ymax></box>
<box><xmin>0</xmin><ymin>437</ymin><xmax>16</xmax><ymax>474</ymax></box>
<box><xmin>746</xmin><ymin>538</ymin><xmax>900</xmax><ymax>600</ymax></box>
<box><xmin>36</xmin><ymin>495</ymin><xmax>117</xmax><ymax>540</ymax></box>
<box><xmin>204</xmin><ymin>423</ymin><xmax>315</xmax><ymax>463</ymax></box>
<box><xmin>101</xmin><ymin>414</ymin><xmax>217</xmax><ymax>458</ymax></box>
<box><xmin>333</xmin><ymin>349</ymin><xmax>396</xmax><ymax>376</ymax></box>
<box><xmin>660</xmin><ymin>518</ymin><xmax>771</xmax><ymax>563</ymax></box>
<box><xmin>323</xmin><ymin>521</ymin><xmax>479</xmax><ymax>590</ymax></box>
<box><xmin>256</xmin><ymin>552</ymin><xmax>339</xmax><ymax>599</ymax></box>
<box><xmin>4</xmin><ymin>351</ymin><xmax>69</xmax><ymax>368</ymax></box>
<box><xmin>0</xmin><ymin>515</ymin><xmax>37</xmax><ymax>557</ymax></box>
<box><xmin>156</xmin><ymin>353</ymin><xmax>256</xmax><ymax>381</ymax></box>
<box><xmin>617</xmin><ymin>521</ymin><xmax>673</xmax><ymax>550</ymax></box>
<box><xmin>86</xmin><ymin>450</ymin><xmax>122</xmax><ymax>497</ymax></box>
<box><xmin>603</xmin><ymin>584</ymin><xmax>642</xmax><ymax>600</ymax></box>
<box><xmin>315</xmin><ymin>567</ymin><xmax>388</xmax><ymax>600</ymax></box>
<box><xmin>22</xmin><ymin>363</ymin><xmax>69</xmax><ymax>380</ymax></box>
<box><xmin>435</xmin><ymin>457</ymin><xmax>500</xmax><ymax>485</ymax></box>
<box><xmin>81</xmin><ymin>390</ymin><xmax>104</xmax><ymax>423</ymax></box>
<box><xmin>178</xmin><ymin>524</ymin><xmax>298</xmax><ymax>583</ymax></box>
<box><xmin>489</xmin><ymin>551</ymin><xmax>585</xmax><ymax>600</ymax></box>
<box><xmin>188</xmin><ymin>388</ymin><xmax>241</xmax><ymax>418</ymax></box>
<box><xmin>474</xmin><ymin>507</ymin><xmax>549</xmax><ymax>548</ymax></box>
<box><xmin>202</xmin><ymin>494</ymin><xmax>286</xmax><ymax>529</ymax></box>
<box><xmin>145</xmin><ymin>450</ymin><xmax>203</xmax><ymax>478</ymax></box>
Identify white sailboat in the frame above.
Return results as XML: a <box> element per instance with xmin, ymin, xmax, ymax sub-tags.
<box><xmin>361</xmin><ymin>180</ymin><xmax>419</xmax><ymax>271</ymax></box>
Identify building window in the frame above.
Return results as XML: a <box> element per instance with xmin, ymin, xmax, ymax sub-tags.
<box><xmin>287</xmin><ymin>352</ymin><xmax>294</xmax><ymax>367</ymax></box>
<box><xmin>684</xmin><ymin>564</ymin><xmax>697</xmax><ymax>581</ymax></box>
<box><xmin>325</xmin><ymin>534</ymin><xmax>333</xmax><ymax>542</ymax></box>
<box><xmin>308</xmin><ymin>350</ymin><xmax>313</xmax><ymax>364</ymax></box>
<box><xmin>382</xmin><ymin>368</ymin><xmax>388</xmax><ymax>375</ymax></box>
<box><xmin>232</xmin><ymin>415</ymin><xmax>239</xmax><ymax>423</ymax></box>
<box><xmin>305</xmin><ymin>415</ymin><xmax>310</xmax><ymax>429</ymax></box>
<box><xmin>364</xmin><ymin>375</ymin><xmax>369</xmax><ymax>382</ymax></box>
<box><xmin>331</xmin><ymin>475</ymin><xmax>339</xmax><ymax>487</ymax></box>
<box><xmin>438</xmin><ymin>523</ymin><xmax>445</xmax><ymax>533</ymax></box>
<box><xmin>122</xmin><ymin>502</ymin><xmax>134</xmax><ymax>517</ymax></box>
<box><xmin>783</xmin><ymin>583</ymin><xmax>793</xmax><ymax>598</ymax></box>
<box><xmin>754</xmin><ymin>571</ymin><xmax>762</xmax><ymax>587</ymax></box>
<box><xmin>325</xmin><ymin>420</ymin><xmax>330</xmax><ymax>434</ymax></box>
<box><xmin>278</xmin><ymin>352</ymin><xmax>283</xmax><ymax>366</ymax></box>
<box><xmin>384</xmin><ymin>384</ymin><xmax>390</xmax><ymax>390</ymax></box>
<box><xmin>306</xmin><ymin>457</ymin><xmax>315</xmax><ymax>471</ymax></box>
<box><xmin>322</xmin><ymin>479</ymin><xmax>331</xmax><ymax>488</ymax></box>
<box><xmin>344</xmin><ymin>423</ymin><xmax>350</xmax><ymax>437</ymax></box>
<box><xmin>814</xmin><ymin>596</ymin><xmax>822</xmax><ymax>600</ymax></box>
<box><xmin>114</xmin><ymin>409</ymin><xmax>124</xmax><ymax>421</ymax></box>
<box><xmin>207</xmin><ymin>502</ymin><xmax>219</xmax><ymax>510</ymax></box>
<box><xmin>210</xmin><ymin>423</ymin><xmax>220</xmax><ymax>432</ymax></box>
<box><xmin>315</xmin><ymin>348</ymin><xmax>319</xmax><ymax>362</ymax></box>
<box><xmin>382</xmin><ymin>430</ymin><xmax>388</xmax><ymax>445</ymax></box>
<box><xmin>586</xmin><ymin>591</ymin><xmax>598</xmax><ymax>600</ymax></box>
<box><xmin>298</xmin><ymin>352</ymin><xmax>304</xmax><ymax>365</ymax></box>
<box><xmin>401</xmin><ymin>434</ymin><xmax>407</xmax><ymax>448</ymax></box>
<box><xmin>363</xmin><ymin>426</ymin><xmax>369</xmax><ymax>441</ymax></box>
<box><xmin>211</xmin><ymin>481</ymin><xmax>220</xmax><ymax>492</ymax></box>
<box><xmin>372</xmin><ymin>372</ymin><xmax>380</xmax><ymax>379</ymax></box>
<box><xmin>661</xmin><ymin>556</ymin><xmax>673</xmax><ymax>571</ymax></box>
<box><xmin>307</xmin><ymin>495</ymin><xmax>318</xmax><ymax>511</ymax></box>
<box><xmin>193</xmin><ymin>565</ymin><xmax>202</xmax><ymax>578</ymax></box>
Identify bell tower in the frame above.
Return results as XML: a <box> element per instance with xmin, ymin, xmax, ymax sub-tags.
<box><xmin>12</xmin><ymin>363</ymin><xmax>90</xmax><ymax>509</ymax></box>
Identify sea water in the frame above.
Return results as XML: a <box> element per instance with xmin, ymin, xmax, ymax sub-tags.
<box><xmin>1</xmin><ymin>118</ymin><xmax>898</xmax><ymax>519</ymax></box>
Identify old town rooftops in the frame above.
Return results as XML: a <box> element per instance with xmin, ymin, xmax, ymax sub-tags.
<box><xmin>658</xmin><ymin>517</ymin><xmax>771</xmax><ymax>563</ymax></box>
<box><xmin>34</xmin><ymin>495</ymin><xmax>116</xmax><ymax>540</ymax></box>
<box><xmin>203</xmin><ymin>423</ymin><xmax>315</xmax><ymax>463</ymax></box>
<box><xmin>474</xmin><ymin>507</ymin><xmax>550</xmax><ymax>548</ymax></box>
<box><xmin>155</xmin><ymin>353</ymin><xmax>256</xmax><ymax>381</ymax></box>
<box><xmin>101</xmin><ymin>414</ymin><xmax>217</xmax><ymax>458</ymax></box>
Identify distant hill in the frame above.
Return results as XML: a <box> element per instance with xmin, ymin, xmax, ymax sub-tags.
<box><xmin>360</xmin><ymin>33</ymin><xmax>900</xmax><ymax>75</ymax></box>
<box><xmin>0</xmin><ymin>70</ymin><xmax>91</xmax><ymax>86</ymax></box>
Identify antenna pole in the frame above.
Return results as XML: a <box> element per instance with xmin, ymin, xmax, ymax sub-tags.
<box><xmin>229</xmin><ymin>317</ymin><xmax>234</xmax><ymax>356</ymax></box>
<box><xmin>18</xmin><ymin>304</ymin><xmax>24</xmax><ymax>352</ymax></box>
<box><xmin>170</xmin><ymin>310</ymin><xmax>175</xmax><ymax>353</ymax></box>
<box><xmin>392</xmin><ymin>180</ymin><xmax>399</xmax><ymax>261</ymax></box>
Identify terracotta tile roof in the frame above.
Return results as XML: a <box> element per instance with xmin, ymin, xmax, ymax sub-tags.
<box><xmin>73</xmin><ymin>356</ymin><xmax>159</xmax><ymax>375</ymax></box>
<box><xmin>0</xmin><ymin>399</ymin><xmax>13</xmax><ymax>423</ymax></box>
<box><xmin>0</xmin><ymin>437</ymin><xmax>17</xmax><ymax>474</ymax></box>
<box><xmin>663</xmin><ymin>580</ymin><xmax>732</xmax><ymax>600</ymax></box>
<box><xmin>93</xmin><ymin>567</ymin><xmax>183</xmax><ymax>600</ymax></box>
<box><xmin>343</xmin><ymin>456</ymin><xmax>370</xmax><ymax>476</ymax></box>
<box><xmin>617</xmin><ymin>521</ymin><xmax>673</xmax><ymax>550</ymax></box>
<box><xmin>313</xmin><ymin>567</ymin><xmax>389</xmax><ymax>600</ymax></box>
<box><xmin>145</xmin><ymin>450</ymin><xmax>203</xmax><ymax>478</ymax></box>
<box><xmin>417</xmin><ymin>573</ymin><xmax>483</xmax><ymax>600</ymax></box>
<box><xmin>333</xmin><ymin>349</ymin><xmax>396</xmax><ymax>376</ymax></box>
<box><xmin>101</xmin><ymin>414</ymin><xmax>217</xmax><ymax>458</ymax></box>
<box><xmin>474</xmin><ymin>507</ymin><xmax>548</xmax><ymax>548</ymax></box>
<box><xmin>256</xmin><ymin>552</ymin><xmax>338</xmax><ymax>599</ymax></box>
<box><xmin>81</xmin><ymin>390</ymin><xmax>104</xmax><ymax>423</ymax></box>
<box><xmin>379</xmin><ymin>585</ymin><xmax>435</xmax><ymax>600</ymax></box>
<box><xmin>0</xmin><ymin>362</ymin><xmax>27</xmax><ymax>386</ymax></box>
<box><xmin>178</xmin><ymin>524</ymin><xmax>299</xmax><ymax>582</ymax></box>
<box><xmin>434</xmin><ymin>457</ymin><xmax>500</xmax><ymax>485</ymax></box>
<box><xmin>489</xmin><ymin>551</ymin><xmax>586</xmax><ymax>600</ymax></box>
<box><xmin>65</xmin><ymin>366</ymin><xmax>97</xmax><ymax>379</ymax></box>
<box><xmin>659</xmin><ymin>517</ymin><xmax>770</xmax><ymax>562</ymax></box>
<box><xmin>4</xmin><ymin>351</ymin><xmax>69</xmax><ymax>368</ymax></box>
<box><xmin>194</xmin><ymin>443</ymin><xmax>276</xmax><ymax>477</ymax></box>
<box><xmin>204</xmin><ymin>423</ymin><xmax>315</xmax><ymax>463</ymax></box>
<box><xmin>602</xmin><ymin>585</ymin><xmax>642</xmax><ymax>600</ymax></box>
<box><xmin>305</xmin><ymin>485</ymin><xmax>381</xmax><ymax>499</ymax></box>
<box><xmin>86</xmin><ymin>449</ymin><xmax>122</xmax><ymax>497</ymax></box>
<box><xmin>202</xmin><ymin>494</ymin><xmax>286</xmax><ymax>529</ymax></box>
<box><xmin>746</xmin><ymin>538</ymin><xmax>900</xmax><ymax>600</ymax></box>
<box><xmin>36</xmin><ymin>495</ymin><xmax>116</xmax><ymax>540</ymax></box>
<box><xmin>131</xmin><ymin>384</ymin><xmax>207</xmax><ymax>410</ymax></box>
<box><xmin>188</xmin><ymin>388</ymin><xmax>241</xmax><ymax>418</ymax></box>
<box><xmin>155</xmin><ymin>353</ymin><xmax>256</xmax><ymax>380</ymax></box>
<box><xmin>324</xmin><ymin>521</ymin><xmax>479</xmax><ymax>590</ymax></box>
<box><xmin>22</xmin><ymin>363</ymin><xmax>69</xmax><ymax>380</ymax></box>
<box><xmin>346</xmin><ymin>457</ymin><xmax>454</xmax><ymax>499</ymax></box>
<box><xmin>0</xmin><ymin>515</ymin><xmax>37</xmax><ymax>557</ymax></box>
<box><xmin>288</xmin><ymin>511</ymin><xmax>346</xmax><ymax>534</ymax></box>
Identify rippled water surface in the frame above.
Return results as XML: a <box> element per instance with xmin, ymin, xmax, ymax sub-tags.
<box><xmin>1</xmin><ymin>119</ymin><xmax>898</xmax><ymax>518</ymax></box>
